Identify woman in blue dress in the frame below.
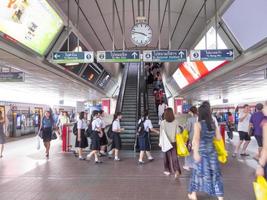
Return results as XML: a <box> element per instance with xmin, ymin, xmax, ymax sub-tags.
<box><xmin>188</xmin><ymin>103</ymin><xmax>224</xmax><ymax>200</ymax></box>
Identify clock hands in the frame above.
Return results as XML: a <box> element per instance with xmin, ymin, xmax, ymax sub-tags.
<box><xmin>131</xmin><ymin>31</ymin><xmax>148</xmax><ymax>36</ymax></box>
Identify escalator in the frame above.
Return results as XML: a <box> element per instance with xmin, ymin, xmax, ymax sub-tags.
<box><xmin>119</xmin><ymin>64</ymin><xmax>139</xmax><ymax>150</ymax></box>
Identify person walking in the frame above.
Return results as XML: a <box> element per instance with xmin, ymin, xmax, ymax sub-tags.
<box><xmin>0</xmin><ymin>111</ymin><xmax>6</xmax><ymax>158</ymax></box>
<box><xmin>110</xmin><ymin>112</ymin><xmax>124</xmax><ymax>161</ymax></box>
<box><xmin>137</xmin><ymin>111</ymin><xmax>159</xmax><ymax>164</ymax></box>
<box><xmin>188</xmin><ymin>103</ymin><xmax>224</xmax><ymax>200</ymax></box>
<box><xmin>250</xmin><ymin>103</ymin><xmax>264</xmax><ymax>160</ymax></box>
<box><xmin>159</xmin><ymin>108</ymin><xmax>181</xmax><ymax>178</ymax></box>
<box><xmin>183</xmin><ymin>106</ymin><xmax>198</xmax><ymax>171</ymax></box>
<box><xmin>233</xmin><ymin>104</ymin><xmax>251</xmax><ymax>157</ymax></box>
<box><xmin>256</xmin><ymin>102</ymin><xmax>267</xmax><ymax>179</ymax></box>
<box><xmin>99</xmin><ymin>110</ymin><xmax>108</xmax><ymax>156</ymax></box>
<box><xmin>86</xmin><ymin>111</ymin><xmax>102</xmax><ymax>163</ymax></box>
<box><xmin>75</xmin><ymin>111</ymin><xmax>88</xmax><ymax>160</ymax></box>
<box><xmin>40</xmin><ymin>111</ymin><xmax>54</xmax><ymax>159</ymax></box>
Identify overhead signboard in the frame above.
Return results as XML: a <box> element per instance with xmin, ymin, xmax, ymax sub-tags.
<box><xmin>143</xmin><ymin>50</ymin><xmax>187</xmax><ymax>62</ymax></box>
<box><xmin>52</xmin><ymin>51</ymin><xmax>94</xmax><ymax>64</ymax></box>
<box><xmin>190</xmin><ymin>49</ymin><xmax>234</xmax><ymax>62</ymax></box>
<box><xmin>97</xmin><ymin>51</ymin><xmax>141</xmax><ymax>63</ymax></box>
<box><xmin>0</xmin><ymin>72</ymin><xmax>24</xmax><ymax>82</ymax></box>
<box><xmin>0</xmin><ymin>0</ymin><xmax>63</xmax><ymax>55</ymax></box>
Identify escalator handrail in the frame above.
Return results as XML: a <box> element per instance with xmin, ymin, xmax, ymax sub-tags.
<box><xmin>115</xmin><ymin>64</ymin><xmax>129</xmax><ymax>113</ymax></box>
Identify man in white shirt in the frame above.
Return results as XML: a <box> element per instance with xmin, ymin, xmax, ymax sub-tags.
<box><xmin>233</xmin><ymin>104</ymin><xmax>251</xmax><ymax>157</ymax></box>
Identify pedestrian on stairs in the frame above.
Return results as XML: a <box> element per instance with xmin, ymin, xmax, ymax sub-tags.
<box><xmin>137</xmin><ymin>111</ymin><xmax>159</xmax><ymax>164</ymax></box>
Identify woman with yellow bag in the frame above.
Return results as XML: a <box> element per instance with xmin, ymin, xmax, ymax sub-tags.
<box><xmin>183</xmin><ymin>106</ymin><xmax>198</xmax><ymax>171</ymax></box>
<box><xmin>188</xmin><ymin>103</ymin><xmax>224</xmax><ymax>200</ymax></box>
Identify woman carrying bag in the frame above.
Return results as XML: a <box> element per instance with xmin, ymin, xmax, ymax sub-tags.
<box><xmin>159</xmin><ymin>108</ymin><xmax>181</xmax><ymax>178</ymax></box>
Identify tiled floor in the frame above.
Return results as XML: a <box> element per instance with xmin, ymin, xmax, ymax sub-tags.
<box><xmin>0</xmin><ymin>133</ymin><xmax>258</xmax><ymax>200</ymax></box>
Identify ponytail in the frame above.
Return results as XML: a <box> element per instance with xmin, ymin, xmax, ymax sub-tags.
<box><xmin>113</xmin><ymin>112</ymin><xmax>122</xmax><ymax>121</ymax></box>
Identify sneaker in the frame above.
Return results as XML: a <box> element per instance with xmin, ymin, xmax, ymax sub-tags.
<box><xmin>183</xmin><ymin>166</ymin><xmax>190</xmax><ymax>171</ymax></box>
<box><xmin>79</xmin><ymin>157</ymin><xmax>86</xmax><ymax>160</ymax></box>
<box><xmin>114</xmin><ymin>157</ymin><xmax>121</xmax><ymax>161</ymax></box>
<box><xmin>163</xmin><ymin>171</ymin><xmax>170</xmax><ymax>176</ymax></box>
<box><xmin>148</xmin><ymin>157</ymin><xmax>154</xmax><ymax>162</ymax></box>
<box><xmin>138</xmin><ymin>160</ymin><xmax>145</xmax><ymax>165</ymax></box>
<box><xmin>95</xmin><ymin>160</ymin><xmax>103</xmax><ymax>164</ymax></box>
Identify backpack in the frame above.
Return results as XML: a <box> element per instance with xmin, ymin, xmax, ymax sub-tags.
<box><xmin>72</xmin><ymin>122</ymin><xmax>78</xmax><ymax>135</ymax></box>
<box><xmin>137</xmin><ymin>119</ymin><xmax>146</xmax><ymax>136</ymax></box>
<box><xmin>107</xmin><ymin>124</ymin><xmax>113</xmax><ymax>139</ymax></box>
<box><xmin>86</xmin><ymin>123</ymin><xmax>93</xmax><ymax>138</ymax></box>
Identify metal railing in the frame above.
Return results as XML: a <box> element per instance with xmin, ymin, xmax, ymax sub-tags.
<box><xmin>115</xmin><ymin>64</ymin><xmax>129</xmax><ymax>113</ymax></box>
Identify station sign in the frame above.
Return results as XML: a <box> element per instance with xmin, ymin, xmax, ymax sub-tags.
<box><xmin>0</xmin><ymin>72</ymin><xmax>24</xmax><ymax>82</ymax></box>
<box><xmin>190</xmin><ymin>49</ymin><xmax>234</xmax><ymax>61</ymax></box>
<box><xmin>143</xmin><ymin>50</ymin><xmax>187</xmax><ymax>62</ymax></box>
<box><xmin>97</xmin><ymin>51</ymin><xmax>141</xmax><ymax>63</ymax></box>
<box><xmin>52</xmin><ymin>51</ymin><xmax>94</xmax><ymax>64</ymax></box>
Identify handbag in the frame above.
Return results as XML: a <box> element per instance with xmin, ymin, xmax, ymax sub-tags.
<box><xmin>159</xmin><ymin>122</ymin><xmax>173</xmax><ymax>152</ymax></box>
<box><xmin>38</xmin><ymin>128</ymin><xmax>43</xmax><ymax>139</ymax></box>
<box><xmin>253</xmin><ymin>176</ymin><xmax>267</xmax><ymax>200</ymax></box>
<box><xmin>36</xmin><ymin>134</ymin><xmax>41</xmax><ymax>150</ymax></box>
<box><xmin>51</xmin><ymin>131</ymin><xmax>57</xmax><ymax>140</ymax></box>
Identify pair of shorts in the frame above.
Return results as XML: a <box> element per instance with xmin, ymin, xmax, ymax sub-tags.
<box><xmin>254</xmin><ymin>135</ymin><xmax>263</xmax><ymax>147</ymax></box>
<box><xmin>112</xmin><ymin>133</ymin><xmax>121</xmax><ymax>150</ymax></box>
<box><xmin>238</xmin><ymin>131</ymin><xmax>251</xmax><ymax>141</ymax></box>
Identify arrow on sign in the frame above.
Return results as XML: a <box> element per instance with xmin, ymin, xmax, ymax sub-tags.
<box><xmin>178</xmin><ymin>51</ymin><xmax>185</xmax><ymax>58</ymax></box>
<box><xmin>54</xmin><ymin>54</ymin><xmax>60</xmax><ymax>59</ymax></box>
<box><xmin>226</xmin><ymin>50</ymin><xmax>233</xmax><ymax>56</ymax></box>
<box><xmin>132</xmin><ymin>52</ymin><xmax>138</xmax><ymax>59</ymax></box>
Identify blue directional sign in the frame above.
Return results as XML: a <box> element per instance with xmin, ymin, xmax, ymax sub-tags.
<box><xmin>52</xmin><ymin>51</ymin><xmax>94</xmax><ymax>63</ymax></box>
<box><xmin>143</xmin><ymin>50</ymin><xmax>187</xmax><ymax>62</ymax></box>
<box><xmin>190</xmin><ymin>49</ymin><xmax>234</xmax><ymax>61</ymax></box>
<box><xmin>0</xmin><ymin>72</ymin><xmax>24</xmax><ymax>82</ymax></box>
<box><xmin>97</xmin><ymin>50</ymin><xmax>141</xmax><ymax>63</ymax></box>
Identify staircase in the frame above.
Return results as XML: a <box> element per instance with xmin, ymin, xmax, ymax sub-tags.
<box><xmin>120</xmin><ymin>65</ymin><xmax>138</xmax><ymax>150</ymax></box>
<box><xmin>147</xmin><ymin>84</ymin><xmax>160</xmax><ymax>150</ymax></box>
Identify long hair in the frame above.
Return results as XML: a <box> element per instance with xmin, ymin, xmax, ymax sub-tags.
<box><xmin>198</xmin><ymin>104</ymin><xmax>215</xmax><ymax>131</ymax></box>
<box><xmin>113</xmin><ymin>112</ymin><xmax>122</xmax><ymax>121</ymax></box>
<box><xmin>143</xmin><ymin>110</ymin><xmax>149</xmax><ymax>120</ymax></box>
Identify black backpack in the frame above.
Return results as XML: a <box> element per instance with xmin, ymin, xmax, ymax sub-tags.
<box><xmin>73</xmin><ymin>122</ymin><xmax>78</xmax><ymax>135</ymax></box>
<box><xmin>107</xmin><ymin>124</ymin><xmax>113</xmax><ymax>139</ymax></box>
<box><xmin>137</xmin><ymin>119</ymin><xmax>146</xmax><ymax>136</ymax></box>
<box><xmin>86</xmin><ymin>123</ymin><xmax>93</xmax><ymax>138</ymax></box>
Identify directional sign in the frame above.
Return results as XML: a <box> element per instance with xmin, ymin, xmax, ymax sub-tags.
<box><xmin>143</xmin><ymin>50</ymin><xmax>187</xmax><ymax>62</ymax></box>
<box><xmin>0</xmin><ymin>72</ymin><xmax>24</xmax><ymax>82</ymax></box>
<box><xmin>97</xmin><ymin>51</ymin><xmax>141</xmax><ymax>63</ymax></box>
<box><xmin>52</xmin><ymin>51</ymin><xmax>94</xmax><ymax>63</ymax></box>
<box><xmin>190</xmin><ymin>49</ymin><xmax>234</xmax><ymax>61</ymax></box>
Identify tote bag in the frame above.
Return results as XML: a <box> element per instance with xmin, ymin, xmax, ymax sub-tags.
<box><xmin>159</xmin><ymin>122</ymin><xmax>173</xmax><ymax>152</ymax></box>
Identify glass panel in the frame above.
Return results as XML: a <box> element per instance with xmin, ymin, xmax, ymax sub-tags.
<box><xmin>222</xmin><ymin>0</ymin><xmax>267</xmax><ymax>50</ymax></box>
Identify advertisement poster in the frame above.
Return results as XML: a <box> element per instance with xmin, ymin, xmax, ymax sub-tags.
<box><xmin>0</xmin><ymin>0</ymin><xmax>63</xmax><ymax>55</ymax></box>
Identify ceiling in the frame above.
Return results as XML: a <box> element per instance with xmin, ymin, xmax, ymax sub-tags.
<box><xmin>180</xmin><ymin>54</ymin><xmax>267</xmax><ymax>105</ymax></box>
<box><xmin>54</xmin><ymin>0</ymin><xmax>226</xmax><ymax>51</ymax></box>
<box><xmin>0</xmin><ymin>48</ymin><xmax>104</xmax><ymax>106</ymax></box>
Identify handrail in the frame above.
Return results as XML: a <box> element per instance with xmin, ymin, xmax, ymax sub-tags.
<box><xmin>115</xmin><ymin>64</ymin><xmax>129</xmax><ymax>113</ymax></box>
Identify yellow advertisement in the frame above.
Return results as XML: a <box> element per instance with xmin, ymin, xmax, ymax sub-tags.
<box><xmin>0</xmin><ymin>0</ymin><xmax>63</xmax><ymax>55</ymax></box>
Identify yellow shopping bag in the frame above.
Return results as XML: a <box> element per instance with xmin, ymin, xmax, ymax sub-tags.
<box><xmin>182</xmin><ymin>129</ymin><xmax>189</xmax><ymax>143</ymax></box>
<box><xmin>176</xmin><ymin>134</ymin><xmax>189</xmax><ymax>157</ymax></box>
<box><xmin>213</xmin><ymin>139</ymin><xmax>228</xmax><ymax>164</ymax></box>
<box><xmin>253</xmin><ymin>176</ymin><xmax>267</xmax><ymax>200</ymax></box>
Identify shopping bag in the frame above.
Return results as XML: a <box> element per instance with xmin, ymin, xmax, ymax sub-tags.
<box><xmin>159</xmin><ymin>129</ymin><xmax>173</xmax><ymax>152</ymax></box>
<box><xmin>213</xmin><ymin>139</ymin><xmax>228</xmax><ymax>164</ymax></box>
<box><xmin>176</xmin><ymin>134</ymin><xmax>189</xmax><ymax>157</ymax></box>
<box><xmin>36</xmin><ymin>135</ymin><xmax>41</xmax><ymax>150</ymax></box>
<box><xmin>182</xmin><ymin>129</ymin><xmax>189</xmax><ymax>143</ymax></box>
<box><xmin>253</xmin><ymin>176</ymin><xmax>267</xmax><ymax>200</ymax></box>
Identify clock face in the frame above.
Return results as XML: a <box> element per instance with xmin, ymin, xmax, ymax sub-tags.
<box><xmin>131</xmin><ymin>23</ymin><xmax>152</xmax><ymax>46</ymax></box>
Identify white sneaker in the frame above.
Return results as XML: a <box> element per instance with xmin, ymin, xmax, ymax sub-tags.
<box><xmin>114</xmin><ymin>157</ymin><xmax>121</xmax><ymax>161</ymax></box>
<box><xmin>163</xmin><ymin>171</ymin><xmax>170</xmax><ymax>176</ymax></box>
<box><xmin>86</xmin><ymin>154</ymin><xmax>91</xmax><ymax>160</ymax></box>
